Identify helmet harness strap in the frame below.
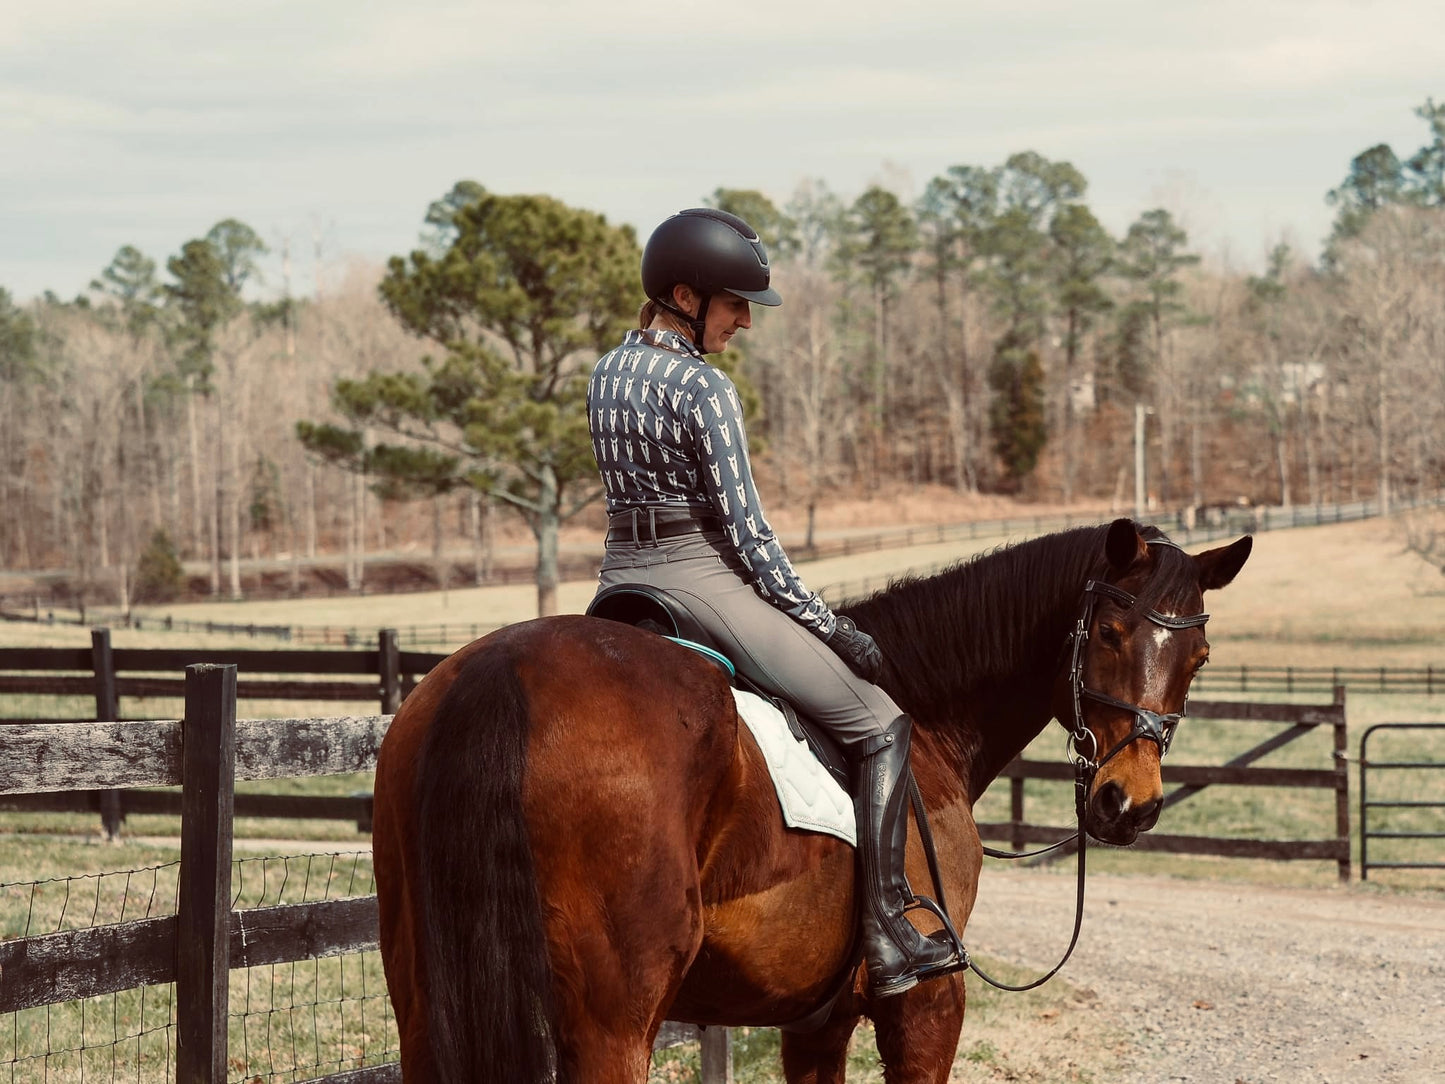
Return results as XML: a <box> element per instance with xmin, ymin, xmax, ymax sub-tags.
<box><xmin>656</xmin><ymin>289</ymin><xmax>711</xmax><ymax>353</ymax></box>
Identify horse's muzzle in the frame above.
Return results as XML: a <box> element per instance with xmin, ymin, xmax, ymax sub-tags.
<box><xmin>1086</xmin><ymin>780</ymin><xmax>1162</xmax><ymax>845</ymax></box>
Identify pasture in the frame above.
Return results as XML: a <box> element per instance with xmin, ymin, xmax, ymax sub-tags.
<box><xmin>3</xmin><ymin>511</ymin><xmax>1443</xmax><ymax>1083</ymax></box>
<box><xmin>8</xmin><ymin>512</ymin><xmax>1445</xmax><ymax>670</ymax></box>
<box><xmin>4</xmin><ymin>514</ymin><xmax>1444</xmax><ymax>876</ymax></box>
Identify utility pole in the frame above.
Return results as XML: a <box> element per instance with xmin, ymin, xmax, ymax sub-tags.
<box><xmin>1134</xmin><ymin>402</ymin><xmax>1147</xmax><ymax>521</ymax></box>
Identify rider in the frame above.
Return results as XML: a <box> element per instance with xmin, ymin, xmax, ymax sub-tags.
<box><xmin>586</xmin><ymin>208</ymin><xmax>963</xmax><ymax>998</ymax></box>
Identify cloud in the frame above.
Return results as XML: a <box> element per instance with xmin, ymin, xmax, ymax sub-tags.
<box><xmin>2</xmin><ymin>0</ymin><xmax>1443</xmax><ymax>299</ymax></box>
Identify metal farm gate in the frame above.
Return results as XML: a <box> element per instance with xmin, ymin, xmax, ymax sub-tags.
<box><xmin>1359</xmin><ymin>723</ymin><xmax>1445</xmax><ymax>880</ymax></box>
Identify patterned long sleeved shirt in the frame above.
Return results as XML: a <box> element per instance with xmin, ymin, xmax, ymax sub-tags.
<box><xmin>587</xmin><ymin>327</ymin><xmax>837</xmax><ymax>638</ymax></box>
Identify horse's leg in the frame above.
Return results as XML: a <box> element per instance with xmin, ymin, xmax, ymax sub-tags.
<box><xmin>868</xmin><ymin>974</ymin><xmax>966</xmax><ymax>1084</ymax></box>
<box><xmin>547</xmin><ymin>880</ymin><xmax>704</xmax><ymax>1084</ymax></box>
<box><xmin>529</xmin><ymin>723</ymin><xmax>711</xmax><ymax>1082</ymax></box>
<box><xmin>556</xmin><ymin>1028</ymin><xmax>658</xmax><ymax>1084</ymax></box>
<box><xmin>779</xmin><ymin>1011</ymin><xmax>863</xmax><ymax>1084</ymax></box>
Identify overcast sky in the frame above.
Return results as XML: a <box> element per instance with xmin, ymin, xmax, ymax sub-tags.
<box><xmin>3</xmin><ymin>0</ymin><xmax>1442</xmax><ymax>303</ymax></box>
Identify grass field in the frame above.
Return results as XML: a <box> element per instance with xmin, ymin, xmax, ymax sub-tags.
<box><xmin>6</xmin><ymin>511</ymin><xmax>1444</xmax><ymax>663</ymax></box>
<box><xmin>4</xmin><ymin>511</ymin><xmax>1443</xmax><ymax>1082</ymax></box>
<box><xmin>5</xmin><ymin>513</ymin><xmax>1443</xmax><ymax>872</ymax></box>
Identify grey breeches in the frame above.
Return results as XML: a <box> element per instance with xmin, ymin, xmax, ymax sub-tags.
<box><xmin>596</xmin><ymin>531</ymin><xmax>899</xmax><ymax>746</ymax></box>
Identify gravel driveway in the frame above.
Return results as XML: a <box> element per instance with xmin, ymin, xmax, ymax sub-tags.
<box><xmin>965</xmin><ymin>868</ymin><xmax>1445</xmax><ymax>1084</ymax></box>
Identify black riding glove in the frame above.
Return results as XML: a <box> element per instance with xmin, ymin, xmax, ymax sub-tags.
<box><xmin>825</xmin><ymin>616</ymin><xmax>885</xmax><ymax>684</ymax></box>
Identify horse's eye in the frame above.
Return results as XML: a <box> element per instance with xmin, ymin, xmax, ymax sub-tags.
<box><xmin>1096</xmin><ymin>622</ymin><xmax>1124</xmax><ymax>648</ymax></box>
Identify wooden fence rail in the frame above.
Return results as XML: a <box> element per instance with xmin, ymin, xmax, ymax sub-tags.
<box><xmin>0</xmin><ymin>628</ymin><xmax>444</xmax><ymax>837</ymax></box>
<box><xmin>0</xmin><ymin>634</ymin><xmax>1357</xmax><ymax>878</ymax></box>
<box><xmin>976</xmin><ymin>688</ymin><xmax>1352</xmax><ymax>881</ymax></box>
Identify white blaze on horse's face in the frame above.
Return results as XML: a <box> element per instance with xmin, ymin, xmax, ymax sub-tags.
<box><xmin>1143</xmin><ymin>618</ymin><xmax>1184</xmax><ymax>704</ymax></box>
<box><xmin>1074</xmin><ymin>524</ymin><xmax>1250</xmax><ymax>847</ymax></box>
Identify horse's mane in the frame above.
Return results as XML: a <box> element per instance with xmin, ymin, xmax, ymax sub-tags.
<box><xmin>838</xmin><ymin>521</ymin><xmax>1195</xmax><ymax>730</ymax></box>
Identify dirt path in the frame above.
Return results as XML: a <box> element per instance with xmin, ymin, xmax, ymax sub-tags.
<box><xmin>965</xmin><ymin>868</ymin><xmax>1445</xmax><ymax>1083</ymax></box>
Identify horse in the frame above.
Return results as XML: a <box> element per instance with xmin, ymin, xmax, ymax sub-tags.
<box><xmin>372</xmin><ymin>518</ymin><xmax>1252</xmax><ymax>1083</ymax></box>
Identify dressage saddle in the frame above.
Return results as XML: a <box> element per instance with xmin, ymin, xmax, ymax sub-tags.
<box><xmin>586</xmin><ymin>583</ymin><xmax>850</xmax><ymax>793</ymax></box>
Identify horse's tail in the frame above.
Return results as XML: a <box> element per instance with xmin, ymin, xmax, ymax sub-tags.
<box><xmin>415</xmin><ymin>645</ymin><xmax>557</xmax><ymax>1084</ymax></box>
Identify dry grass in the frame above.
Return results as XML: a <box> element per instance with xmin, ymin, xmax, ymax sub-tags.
<box><xmin>1203</xmin><ymin>516</ymin><xmax>1445</xmax><ymax>668</ymax></box>
<box><xmin>8</xmin><ymin>507</ymin><xmax>1442</xmax><ymax>664</ymax></box>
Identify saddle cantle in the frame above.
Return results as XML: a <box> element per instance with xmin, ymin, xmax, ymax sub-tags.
<box><xmin>587</xmin><ymin>583</ymin><xmax>850</xmax><ymax>792</ymax></box>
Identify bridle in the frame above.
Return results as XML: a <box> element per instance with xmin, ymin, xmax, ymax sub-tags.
<box><xmin>965</xmin><ymin>537</ymin><xmax>1210</xmax><ymax>993</ymax></box>
<box><xmin>1064</xmin><ymin>540</ymin><xmax>1210</xmax><ymax>785</ymax></box>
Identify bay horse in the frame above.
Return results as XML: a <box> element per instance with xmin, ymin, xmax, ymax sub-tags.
<box><xmin>373</xmin><ymin>519</ymin><xmax>1251</xmax><ymax>1083</ymax></box>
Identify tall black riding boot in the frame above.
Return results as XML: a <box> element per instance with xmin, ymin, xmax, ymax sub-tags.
<box><xmin>853</xmin><ymin>715</ymin><xmax>966</xmax><ymax>998</ymax></box>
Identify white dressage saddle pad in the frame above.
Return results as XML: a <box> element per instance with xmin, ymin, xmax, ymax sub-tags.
<box><xmin>732</xmin><ymin>688</ymin><xmax>856</xmax><ymax>846</ymax></box>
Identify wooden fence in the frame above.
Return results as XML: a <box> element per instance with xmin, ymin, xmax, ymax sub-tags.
<box><xmin>0</xmin><ymin>634</ymin><xmax>1359</xmax><ymax>878</ymax></box>
<box><xmin>0</xmin><ymin>629</ymin><xmax>446</xmax><ymax>837</ymax></box>
<box><xmin>0</xmin><ymin>665</ymin><xmax>399</xmax><ymax>1084</ymax></box>
<box><xmin>977</xmin><ymin>688</ymin><xmax>1352</xmax><ymax>881</ymax></box>
<box><xmin>1193</xmin><ymin>664</ymin><xmax>1442</xmax><ymax>697</ymax></box>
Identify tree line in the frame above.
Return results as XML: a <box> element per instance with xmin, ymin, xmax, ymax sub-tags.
<box><xmin>1</xmin><ymin>100</ymin><xmax>1442</xmax><ymax>614</ymax></box>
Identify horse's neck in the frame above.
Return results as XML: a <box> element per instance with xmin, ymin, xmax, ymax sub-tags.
<box><xmin>853</xmin><ymin>529</ymin><xmax>1102</xmax><ymax>806</ymax></box>
<box><xmin>962</xmin><ymin>680</ymin><xmax>1061</xmax><ymax>803</ymax></box>
<box><xmin>931</xmin><ymin>596</ymin><xmax>1076</xmax><ymax>804</ymax></box>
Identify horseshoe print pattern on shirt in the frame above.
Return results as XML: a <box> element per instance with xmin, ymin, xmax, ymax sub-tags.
<box><xmin>587</xmin><ymin>327</ymin><xmax>837</xmax><ymax>637</ymax></box>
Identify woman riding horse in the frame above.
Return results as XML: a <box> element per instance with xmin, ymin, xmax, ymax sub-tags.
<box><xmin>373</xmin><ymin>207</ymin><xmax>1254</xmax><ymax>1083</ymax></box>
<box><xmin>586</xmin><ymin>207</ymin><xmax>961</xmax><ymax>998</ymax></box>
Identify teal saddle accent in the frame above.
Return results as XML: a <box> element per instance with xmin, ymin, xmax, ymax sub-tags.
<box><xmin>664</xmin><ymin>636</ymin><xmax>735</xmax><ymax>677</ymax></box>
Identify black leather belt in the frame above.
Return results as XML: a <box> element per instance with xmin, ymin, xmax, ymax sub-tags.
<box><xmin>607</xmin><ymin>507</ymin><xmax>723</xmax><ymax>545</ymax></box>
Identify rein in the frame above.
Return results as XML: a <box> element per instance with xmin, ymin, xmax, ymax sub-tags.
<box><xmin>964</xmin><ymin>541</ymin><xmax>1209</xmax><ymax>992</ymax></box>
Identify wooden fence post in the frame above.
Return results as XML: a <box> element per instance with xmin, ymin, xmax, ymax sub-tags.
<box><xmin>176</xmin><ymin>664</ymin><xmax>237</xmax><ymax>1084</ymax></box>
<box><xmin>1331</xmin><ymin>685</ymin><xmax>1351</xmax><ymax>882</ymax></box>
<box><xmin>91</xmin><ymin>628</ymin><xmax>123</xmax><ymax>840</ymax></box>
<box><xmin>379</xmin><ymin>628</ymin><xmax>401</xmax><ymax>714</ymax></box>
<box><xmin>1010</xmin><ymin>776</ymin><xmax>1025</xmax><ymax>852</ymax></box>
<box><xmin>700</xmin><ymin>1027</ymin><xmax>733</xmax><ymax>1084</ymax></box>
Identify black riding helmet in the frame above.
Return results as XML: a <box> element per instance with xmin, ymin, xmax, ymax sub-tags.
<box><xmin>642</xmin><ymin>208</ymin><xmax>782</xmax><ymax>351</ymax></box>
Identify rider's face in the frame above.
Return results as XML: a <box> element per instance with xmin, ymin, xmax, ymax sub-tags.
<box><xmin>671</xmin><ymin>286</ymin><xmax>752</xmax><ymax>353</ymax></box>
<box><xmin>703</xmin><ymin>292</ymin><xmax>752</xmax><ymax>353</ymax></box>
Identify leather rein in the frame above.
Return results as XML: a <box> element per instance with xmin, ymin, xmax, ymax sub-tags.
<box><xmin>963</xmin><ymin>540</ymin><xmax>1210</xmax><ymax>992</ymax></box>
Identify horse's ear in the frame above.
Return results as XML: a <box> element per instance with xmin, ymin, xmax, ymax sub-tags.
<box><xmin>1195</xmin><ymin>535</ymin><xmax>1253</xmax><ymax>591</ymax></box>
<box><xmin>1105</xmin><ymin>518</ymin><xmax>1148</xmax><ymax>571</ymax></box>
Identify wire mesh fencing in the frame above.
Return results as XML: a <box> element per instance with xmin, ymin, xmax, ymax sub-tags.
<box><xmin>1</xmin><ymin>852</ymin><xmax>396</xmax><ymax>1084</ymax></box>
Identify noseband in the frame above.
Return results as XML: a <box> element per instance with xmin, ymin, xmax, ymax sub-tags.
<box><xmin>1064</xmin><ymin>539</ymin><xmax>1209</xmax><ymax>783</ymax></box>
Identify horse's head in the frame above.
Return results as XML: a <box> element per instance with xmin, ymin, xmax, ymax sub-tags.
<box><xmin>1059</xmin><ymin>519</ymin><xmax>1252</xmax><ymax>845</ymax></box>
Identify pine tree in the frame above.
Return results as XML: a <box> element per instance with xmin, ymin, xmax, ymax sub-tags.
<box><xmin>300</xmin><ymin>187</ymin><xmax>638</xmax><ymax>616</ymax></box>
